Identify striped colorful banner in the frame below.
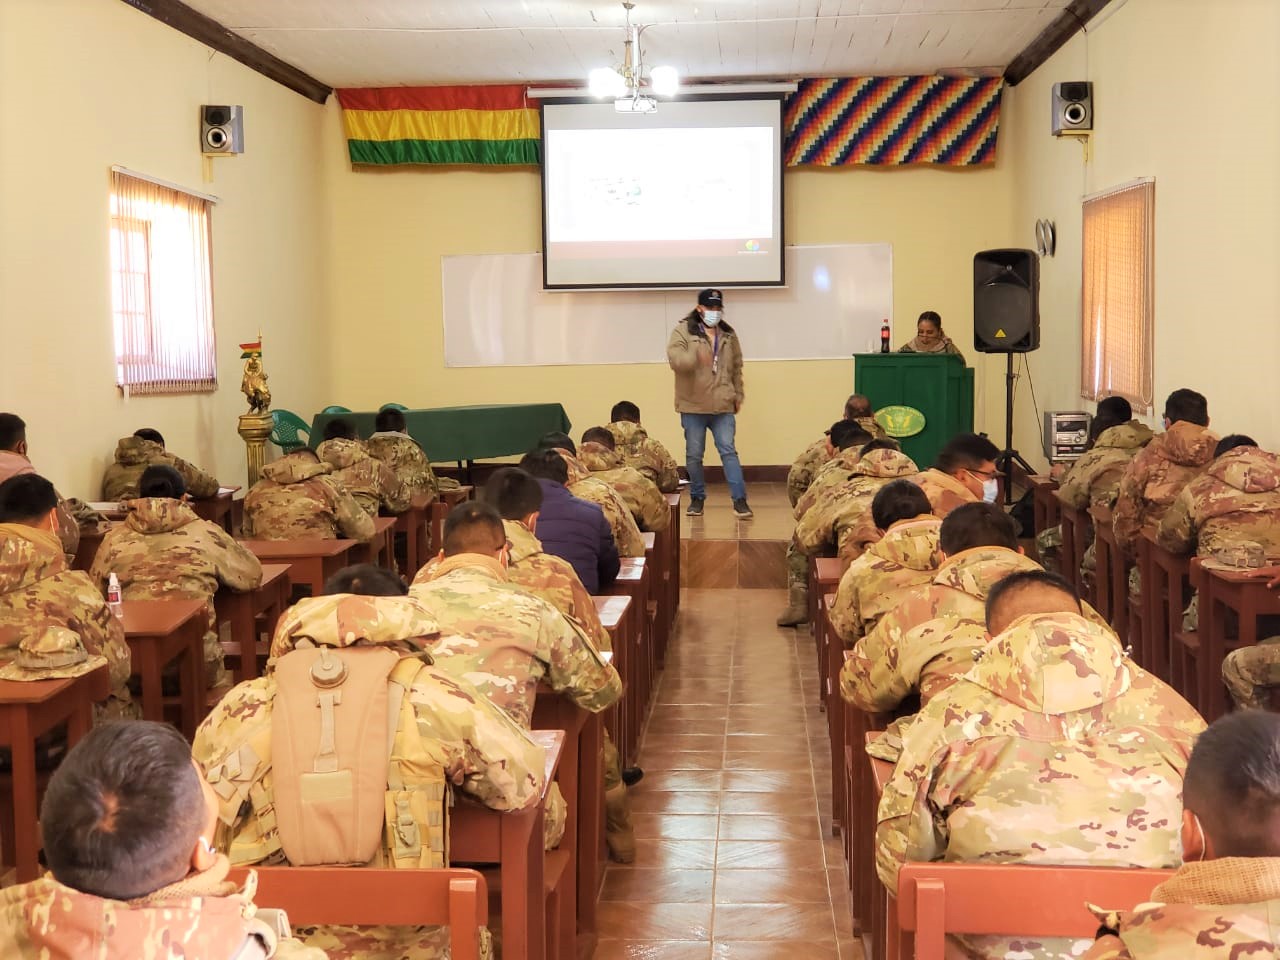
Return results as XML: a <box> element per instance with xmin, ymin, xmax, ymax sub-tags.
<box><xmin>784</xmin><ymin>76</ymin><xmax>1003</xmax><ymax>167</ymax></box>
<box><xmin>335</xmin><ymin>85</ymin><xmax>540</xmax><ymax>166</ymax></box>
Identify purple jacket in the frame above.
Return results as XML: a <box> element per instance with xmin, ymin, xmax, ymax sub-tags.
<box><xmin>535</xmin><ymin>479</ymin><xmax>620</xmax><ymax>593</ymax></box>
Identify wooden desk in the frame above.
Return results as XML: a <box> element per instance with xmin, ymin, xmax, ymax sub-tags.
<box><xmin>451</xmin><ymin>729</ymin><xmax>563</xmax><ymax>960</ymax></box>
<box><xmin>191</xmin><ymin>486</ymin><xmax>241</xmax><ymax>534</ymax></box>
<box><xmin>1201</xmin><ymin>563</ymin><xmax>1280</xmax><ymax>721</ymax></box>
<box><xmin>430</xmin><ymin>486</ymin><xmax>475</xmax><ymax>554</ymax></box>
<box><xmin>1030</xmin><ymin>475</ymin><xmax>1060</xmax><ymax>542</ymax></box>
<box><xmin>1141</xmin><ymin>529</ymin><xmax>1191</xmax><ymax>689</ymax></box>
<box><xmin>0</xmin><ymin>664</ymin><xmax>109</xmax><ymax>882</ymax></box>
<box><xmin>349</xmin><ymin>516</ymin><xmax>397</xmax><ymax>569</ymax></box>
<box><xmin>605</xmin><ymin>558</ymin><xmax>650</xmax><ymax>766</ymax></box>
<box><xmin>533</xmin><ymin>690</ymin><xmax>604</xmax><ymax>957</ymax></box>
<box><xmin>593</xmin><ymin>595</ymin><xmax>632</xmax><ymax>753</ymax></box>
<box><xmin>394</xmin><ymin>496</ymin><xmax>434</xmax><ymax>580</ymax></box>
<box><xmin>240</xmin><ymin>539</ymin><xmax>356</xmax><ymax>597</ymax></box>
<box><xmin>665</xmin><ymin>492</ymin><xmax>682</xmax><ymax>611</ymax></box>
<box><xmin>214</xmin><ymin>564</ymin><xmax>291</xmax><ymax>682</ymax></box>
<box><xmin>866</xmin><ymin>732</ymin><xmax>895</xmax><ymax>960</ymax></box>
<box><xmin>1056</xmin><ymin>495</ymin><xmax>1090</xmax><ymax>598</ymax></box>
<box><xmin>824</xmin><ymin>594</ymin><xmax>844</xmax><ymax>837</ymax></box>
<box><xmin>122</xmin><ymin>599</ymin><xmax>207</xmax><ymax>738</ymax></box>
<box><xmin>813</xmin><ymin>558</ymin><xmax>845</xmax><ymax>705</ymax></box>
<box><xmin>73</xmin><ymin>521</ymin><xmax>115</xmax><ymax>572</ymax></box>
<box><xmin>1089</xmin><ymin>504</ymin><xmax>1129</xmax><ymax>643</ymax></box>
<box><xmin>642</xmin><ymin>529</ymin><xmax>672</xmax><ymax>674</ymax></box>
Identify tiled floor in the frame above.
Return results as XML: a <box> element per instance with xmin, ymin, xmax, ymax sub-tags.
<box><xmin>596</xmin><ymin>588</ymin><xmax>861</xmax><ymax>959</ymax></box>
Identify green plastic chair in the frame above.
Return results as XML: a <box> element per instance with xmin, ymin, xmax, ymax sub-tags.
<box><xmin>321</xmin><ymin>405</ymin><xmax>351</xmax><ymax>414</ymax></box>
<box><xmin>380</xmin><ymin>403</ymin><xmax>409</xmax><ymax>412</ymax></box>
<box><xmin>270</xmin><ymin>409</ymin><xmax>312</xmax><ymax>453</ymax></box>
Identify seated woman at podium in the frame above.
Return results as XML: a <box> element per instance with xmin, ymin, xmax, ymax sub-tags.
<box><xmin>898</xmin><ymin>310</ymin><xmax>966</xmax><ymax>364</ymax></box>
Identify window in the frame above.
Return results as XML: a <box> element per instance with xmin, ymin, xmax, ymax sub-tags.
<box><xmin>109</xmin><ymin>170</ymin><xmax>216</xmax><ymax>394</ymax></box>
<box><xmin>1080</xmin><ymin>178</ymin><xmax>1154</xmax><ymax>411</ymax></box>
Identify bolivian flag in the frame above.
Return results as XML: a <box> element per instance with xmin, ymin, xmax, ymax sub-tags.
<box><xmin>336</xmin><ymin>85</ymin><xmax>540</xmax><ymax>167</ymax></box>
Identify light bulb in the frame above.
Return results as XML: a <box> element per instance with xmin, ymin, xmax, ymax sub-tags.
<box><xmin>589</xmin><ymin>67</ymin><xmax>626</xmax><ymax>98</ymax></box>
<box><xmin>651</xmin><ymin>65</ymin><xmax>678</xmax><ymax>97</ymax></box>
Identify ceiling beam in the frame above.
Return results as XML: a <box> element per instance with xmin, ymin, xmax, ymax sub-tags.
<box><xmin>1003</xmin><ymin>0</ymin><xmax>1113</xmax><ymax>86</ymax></box>
<box><xmin>117</xmin><ymin>0</ymin><xmax>332</xmax><ymax>104</ymax></box>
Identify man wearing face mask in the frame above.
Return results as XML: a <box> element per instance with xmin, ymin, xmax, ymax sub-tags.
<box><xmin>911</xmin><ymin>432</ymin><xmax>1001</xmax><ymax>517</ymax></box>
<box><xmin>667</xmin><ymin>289</ymin><xmax>750</xmax><ymax>519</ymax></box>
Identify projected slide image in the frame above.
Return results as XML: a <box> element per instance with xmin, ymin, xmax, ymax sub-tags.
<box><xmin>546</xmin><ymin>126</ymin><xmax>774</xmax><ymax>243</ymax></box>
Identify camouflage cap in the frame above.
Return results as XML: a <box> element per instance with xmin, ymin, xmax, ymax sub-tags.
<box><xmin>1202</xmin><ymin>540</ymin><xmax>1267</xmax><ymax>571</ymax></box>
<box><xmin>0</xmin><ymin>625</ymin><xmax>109</xmax><ymax>681</ymax></box>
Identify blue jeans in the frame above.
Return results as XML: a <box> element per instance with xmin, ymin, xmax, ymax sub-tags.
<box><xmin>680</xmin><ymin>412</ymin><xmax>747</xmax><ymax>501</ymax></box>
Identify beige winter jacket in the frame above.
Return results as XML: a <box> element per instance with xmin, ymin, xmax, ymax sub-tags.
<box><xmin>666</xmin><ymin>312</ymin><xmax>744</xmax><ymax>415</ymax></box>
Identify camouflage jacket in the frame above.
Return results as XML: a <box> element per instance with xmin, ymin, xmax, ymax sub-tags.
<box><xmin>877</xmin><ymin>612</ymin><xmax>1205</xmax><ymax>959</ymax></box>
<box><xmin>0</xmin><ymin>451</ymin><xmax>80</xmax><ymax>556</ymax></box>
<box><xmin>0</xmin><ymin>522</ymin><xmax>131</xmax><ymax>704</ymax></box>
<box><xmin>0</xmin><ymin>858</ymin><xmax>323</xmax><ymax>959</ymax></box>
<box><xmin>794</xmin><ymin>446</ymin><xmax>863</xmax><ymax>520</ymax></box>
<box><xmin>366</xmin><ymin>431</ymin><xmax>439</xmax><ymax>502</ymax></box>
<box><xmin>243</xmin><ymin>454</ymin><xmax>376</xmax><ymax>542</ymax></box>
<box><xmin>504</xmin><ymin>520</ymin><xmax>612</xmax><ymax>654</ymax></box>
<box><xmin>198</xmin><ymin>593</ymin><xmax>548</xmax><ymax>868</ymax></box>
<box><xmin>1113</xmin><ymin>421</ymin><xmax>1218</xmax><ymax>552</ymax></box>
<box><xmin>910</xmin><ymin>468</ymin><xmax>979</xmax><ymax>518</ymax></box>
<box><xmin>578</xmin><ymin>442</ymin><xmax>669</xmax><ymax>531</ymax></box>
<box><xmin>796</xmin><ymin>450</ymin><xmax>919</xmax><ymax>558</ymax></box>
<box><xmin>1058</xmin><ymin>421</ymin><xmax>1155</xmax><ymax>509</ymax></box>
<box><xmin>787</xmin><ymin>439</ymin><xmax>830</xmax><ymax>507</ymax></box>
<box><xmin>555</xmin><ymin>450</ymin><xmax>646</xmax><ymax>557</ymax></box>
<box><xmin>409</xmin><ymin>555</ymin><xmax>622</xmax><ymax>728</ymax></box>
<box><xmin>607</xmin><ymin>421</ymin><xmax>680</xmax><ymax>493</ymax></box>
<box><xmin>830</xmin><ymin>516</ymin><xmax>942</xmax><ymax>645</ymax></box>
<box><xmin>89</xmin><ymin>499</ymin><xmax>262</xmax><ymax>687</ymax></box>
<box><xmin>101</xmin><ymin>436</ymin><xmax>220</xmax><ymax>501</ymax></box>
<box><xmin>842</xmin><ymin>546</ymin><xmax>1043</xmax><ymax>712</ymax></box>
<box><xmin>1084</xmin><ymin>858</ymin><xmax>1280</xmax><ymax>959</ymax></box>
<box><xmin>316</xmin><ymin>438</ymin><xmax>410</xmax><ymax>517</ymax></box>
<box><xmin>1155</xmin><ymin>446</ymin><xmax>1280</xmax><ymax>559</ymax></box>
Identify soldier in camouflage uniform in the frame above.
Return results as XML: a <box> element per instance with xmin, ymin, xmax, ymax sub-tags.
<box><xmin>1083</xmin><ymin>710</ymin><xmax>1280</xmax><ymax>960</ymax></box>
<box><xmin>785</xmin><ymin>395</ymin><xmax>886</xmax><ymax>507</ymax></box>
<box><xmin>101</xmin><ymin>429</ymin><xmax>220</xmax><ymax>501</ymax></box>
<box><xmin>542</xmin><ymin>434</ymin><xmax>647</xmax><ymax>557</ymax></box>
<box><xmin>410</xmin><ymin>502</ymin><xmax>623</xmax><ymax>850</ymax></box>
<box><xmin>0</xmin><ymin>474</ymin><xmax>132</xmax><ymax>716</ymax></box>
<box><xmin>1034</xmin><ymin>397</ymin><xmax>1153</xmax><ymax>568</ymax></box>
<box><xmin>796</xmin><ymin>441</ymin><xmax>919</xmax><ymax>563</ymax></box>
<box><xmin>878</xmin><ymin>571</ymin><xmax>1204</xmax><ymax>960</ymax></box>
<box><xmin>777</xmin><ymin>421</ymin><xmax>875</xmax><ymax>626</ymax></box>
<box><xmin>0</xmin><ymin>720</ymin><xmax>324</xmax><ymax>959</ymax></box>
<box><xmin>1113</xmin><ymin>389</ymin><xmax>1217</xmax><ymax>569</ymax></box>
<box><xmin>0</xmin><ymin>413</ymin><xmax>81</xmax><ymax>558</ymax></box>
<box><xmin>579</xmin><ymin>428</ymin><xmax>669</xmax><ymax>531</ymax></box>
<box><xmin>89</xmin><ymin>466</ymin><xmax>262</xmax><ymax>690</ymax></box>
<box><xmin>842</xmin><ymin>502</ymin><xmax>1045</xmax><ymax>714</ymax></box>
<box><xmin>243</xmin><ymin>449</ymin><xmax>377</xmax><ymax>542</ymax></box>
<box><xmin>910</xmin><ymin>433</ymin><xmax>1000</xmax><ymax>518</ymax></box>
<box><xmin>366</xmin><ymin>407</ymin><xmax>440</xmax><ymax>502</ymax></box>
<box><xmin>200</xmin><ymin>582</ymin><xmax>549</xmax><ymax>960</ymax></box>
<box><xmin>830</xmin><ymin>480</ymin><xmax>941</xmax><ymax>646</ymax></box>
<box><xmin>316</xmin><ymin>419</ymin><xmax>410</xmax><ymax>517</ymax></box>
<box><xmin>607</xmin><ymin>401</ymin><xmax>680</xmax><ymax>493</ymax></box>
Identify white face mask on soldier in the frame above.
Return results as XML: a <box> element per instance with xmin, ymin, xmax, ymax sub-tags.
<box><xmin>982</xmin><ymin>478</ymin><xmax>999</xmax><ymax>503</ymax></box>
<box><xmin>703</xmin><ymin>310</ymin><xmax>722</xmax><ymax>326</ymax></box>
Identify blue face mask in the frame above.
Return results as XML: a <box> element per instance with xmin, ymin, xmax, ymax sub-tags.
<box><xmin>982</xmin><ymin>478</ymin><xmax>999</xmax><ymax>503</ymax></box>
<box><xmin>703</xmin><ymin>310</ymin><xmax>722</xmax><ymax>326</ymax></box>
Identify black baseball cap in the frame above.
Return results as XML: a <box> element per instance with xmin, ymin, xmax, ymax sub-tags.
<box><xmin>698</xmin><ymin>289</ymin><xmax>723</xmax><ymax>307</ymax></box>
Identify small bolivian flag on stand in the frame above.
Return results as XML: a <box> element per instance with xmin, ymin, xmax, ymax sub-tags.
<box><xmin>335</xmin><ymin>85</ymin><xmax>541</xmax><ymax>167</ymax></box>
<box><xmin>239</xmin><ymin>340</ymin><xmax>262</xmax><ymax>359</ymax></box>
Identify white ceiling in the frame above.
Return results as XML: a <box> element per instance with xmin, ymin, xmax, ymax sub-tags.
<box><xmin>183</xmin><ymin>0</ymin><xmax>1072</xmax><ymax>88</ymax></box>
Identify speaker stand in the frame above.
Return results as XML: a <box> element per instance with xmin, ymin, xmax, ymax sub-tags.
<box><xmin>995</xmin><ymin>352</ymin><xmax>1035</xmax><ymax>506</ymax></box>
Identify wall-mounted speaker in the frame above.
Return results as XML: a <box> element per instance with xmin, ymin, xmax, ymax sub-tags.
<box><xmin>201</xmin><ymin>104</ymin><xmax>244</xmax><ymax>155</ymax></box>
<box><xmin>973</xmin><ymin>248</ymin><xmax>1040</xmax><ymax>353</ymax></box>
<box><xmin>1051</xmin><ymin>81</ymin><xmax>1092</xmax><ymax>136</ymax></box>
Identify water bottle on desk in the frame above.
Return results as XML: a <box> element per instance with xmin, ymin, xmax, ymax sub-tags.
<box><xmin>106</xmin><ymin>572</ymin><xmax>123</xmax><ymax>620</ymax></box>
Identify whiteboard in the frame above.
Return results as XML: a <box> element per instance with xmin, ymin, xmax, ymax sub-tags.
<box><xmin>442</xmin><ymin>243</ymin><xmax>892</xmax><ymax>368</ymax></box>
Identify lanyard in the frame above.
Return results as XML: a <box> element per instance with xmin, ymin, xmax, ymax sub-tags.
<box><xmin>705</xmin><ymin>325</ymin><xmax>722</xmax><ymax>374</ymax></box>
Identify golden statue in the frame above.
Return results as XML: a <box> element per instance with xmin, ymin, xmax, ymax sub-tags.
<box><xmin>237</xmin><ymin>337</ymin><xmax>274</xmax><ymax>488</ymax></box>
<box><xmin>241</xmin><ymin>355</ymin><xmax>271</xmax><ymax>414</ymax></box>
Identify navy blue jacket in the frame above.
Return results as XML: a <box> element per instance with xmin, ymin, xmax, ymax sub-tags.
<box><xmin>535</xmin><ymin>478</ymin><xmax>620</xmax><ymax>593</ymax></box>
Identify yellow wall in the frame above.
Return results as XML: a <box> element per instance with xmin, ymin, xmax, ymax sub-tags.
<box><xmin>0</xmin><ymin>0</ymin><xmax>328</xmax><ymax>499</ymax></box>
<box><xmin>1004</xmin><ymin>0</ymin><xmax>1280</xmax><ymax>464</ymax></box>
<box><xmin>321</xmin><ymin>101</ymin><xmax>1014</xmax><ymax>465</ymax></box>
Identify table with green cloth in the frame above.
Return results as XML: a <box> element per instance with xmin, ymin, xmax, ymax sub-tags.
<box><xmin>310</xmin><ymin>403</ymin><xmax>572</xmax><ymax>464</ymax></box>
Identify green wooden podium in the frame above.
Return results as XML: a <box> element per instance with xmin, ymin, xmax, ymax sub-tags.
<box><xmin>854</xmin><ymin>353</ymin><xmax>974</xmax><ymax>471</ymax></box>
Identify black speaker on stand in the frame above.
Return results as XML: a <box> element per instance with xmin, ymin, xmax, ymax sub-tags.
<box><xmin>974</xmin><ymin>248</ymin><xmax>1040</xmax><ymax>504</ymax></box>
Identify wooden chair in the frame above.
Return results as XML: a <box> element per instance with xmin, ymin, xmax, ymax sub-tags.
<box><xmin>1143</xmin><ymin>530</ymin><xmax>1192</xmax><ymax>691</ymax></box>
<box><xmin>823</xmin><ymin>594</ymin><xmax>844</xmax><ymax>836</ymax></box>
<box><xmin>812</xmin><ymin>558</ymin><xmax>845</xmax><ymax>708</ymax></box>
<box><xmin>1201</xmin><ymin>561</ymin><xmax>1280</xmax><ymax>721</ymax></box>
<box><xmin>229</xmin><ymin>866</ymin><xmax>488</xmax><ymax>960</ymax></box>
<box><xmin>1030</xmin><ymin>475</ymin><xmax>1060</xmax><ymax>543</ymax></box>
<box><xmin>1056</xmin><ymin>496</ymin><xmax>1090</xmax><ymax>600</ymax></box>
<box><xmin>892</xmin><ymin>862</ymin><xmax>1173</xmax><ymax>960</ymax></box>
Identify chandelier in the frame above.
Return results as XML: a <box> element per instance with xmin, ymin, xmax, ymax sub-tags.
<box><xmin>587</xmin><ymin>1</ymin><xmax>678</xmax><ymax>113</ymax></box>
